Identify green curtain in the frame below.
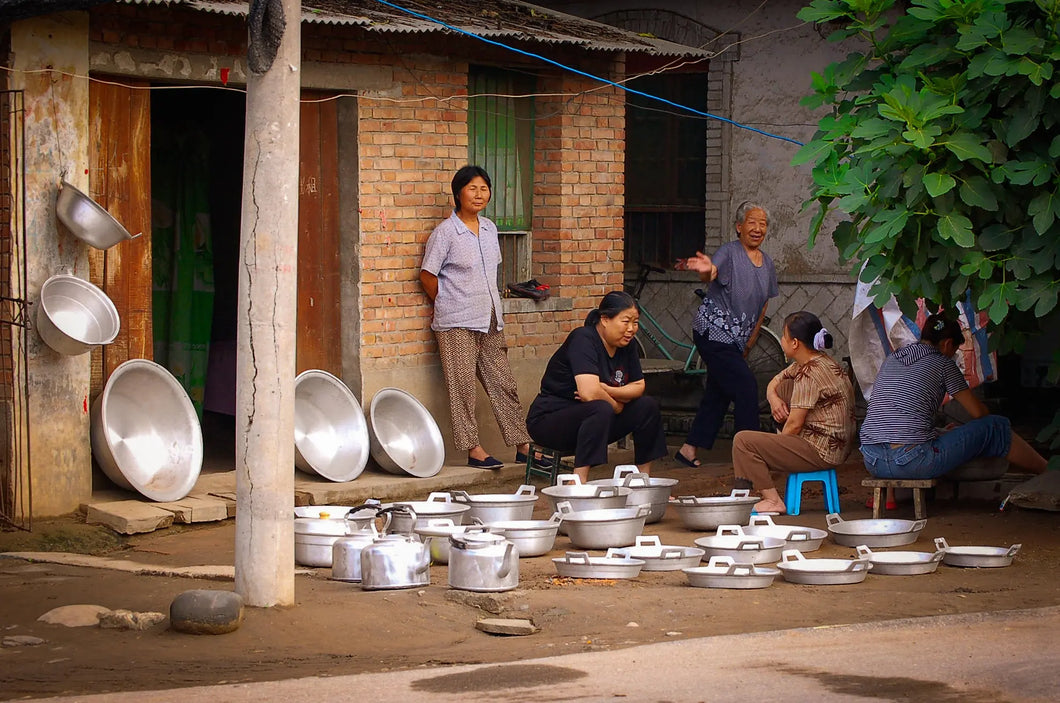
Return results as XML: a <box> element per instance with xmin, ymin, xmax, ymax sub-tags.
<box><xmin>152</xmin><ymin>132</ymin><xmax>214</xmax><ymax>417</ymax></box>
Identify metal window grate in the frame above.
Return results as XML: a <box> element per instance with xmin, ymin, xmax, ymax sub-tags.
<box><xmin>0</xmin><ymin>89</ymin><xmax>31</xmax><ymax>531</ymax></box>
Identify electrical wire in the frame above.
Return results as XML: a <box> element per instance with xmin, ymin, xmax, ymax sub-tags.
<box><xmin>369</xmin><ymin>0</ymin><xmax>803</xmax><ymax>146</ymax></box>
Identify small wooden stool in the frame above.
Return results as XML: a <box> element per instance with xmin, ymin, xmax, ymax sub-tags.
<box><xmin>861</xmin><ymin>478</ymin><xmax>937</xmax><ymax>519</ymax></box>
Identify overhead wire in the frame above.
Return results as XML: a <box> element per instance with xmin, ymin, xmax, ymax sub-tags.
<box><xmin>369</xmin><ymin>0</ymin><xmax>804</xmax><ymax>146</ymax></box>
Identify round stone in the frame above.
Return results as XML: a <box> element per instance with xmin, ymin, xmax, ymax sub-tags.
<box><xmin>169</xmin><ymin>589</ymin><xmax>244</xmax><ymax>635</ymax></box>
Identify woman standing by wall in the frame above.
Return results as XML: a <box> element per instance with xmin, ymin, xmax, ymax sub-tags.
<box><xmin>675</xmin><ymin>201</ymin><xmax>779</xmax><ymax>468</ymax></box>
<box><xmin>420</xmin><ymin>165</ymin><xmax>534</xmax><ymax>469</ymax></box>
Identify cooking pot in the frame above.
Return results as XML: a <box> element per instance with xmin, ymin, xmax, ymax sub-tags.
<box><xmin>55</xmin><ymin>180</ymin><xmax>141</xmax><ymax>250</ymax></box>
<box><xmin>485</xmin><ymin>512</ymin><xmax>562</xmax><ymax>557</ymax></box>
<box><xmin>331</xmin><ymin>509</ymin><xmax>391</xmax><ymax>581</ymax></box>
<box><xmin>671</xmin><ymin>490</ymin><xmax>758</xmax><ymax>531</ymax></box>
<box><xmin>450</xmin><ymin>484</ymin><xmax>538</xmax><ymax>523</ymax></box>
<box><xmin>555</xmin><ymin>500</ymin><xmax>650</xmax><ymax>549</ymax></box>
<box><xmin>413</xmin><ymin>519</ymin><xmax>489</xmax><ymax>565</ymax></box>
<box><xmin>386</xmin><ymin>492</ymin><xmax>471</xmax><ymax>532</ymax></box>
<box><xmin>588</xmin><ymin>465</ymin><xmax>677</xmax><ymax>524</ymax></box>
<box><xmin>447</xmin><ymin>532</ymin><xmax>519</xmax><ymax>592</ymax></box>
<box><xmin>296</xmin><ymin>503</ymin><xmax>386</xmax><ymax>568</ymax></box>
<box><xmin>542</xmin><ymin>475</ymin><xmax>630</xmax><ymax>533</ymax></box>
<box><xmin>359</xmin><ymin>507</ymin><xmax>430</xmax><ymax>590</ymax></box>
<box><xmin>826</xmin><ymin>513</ymin><xmax>926</xmax><ymax>548</ymax></box>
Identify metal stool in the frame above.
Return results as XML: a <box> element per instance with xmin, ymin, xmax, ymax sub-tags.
<box><xmin>523</xmin><ymin>443</ymin><xmax>571</xmax><ymax>486</ymax></box>
<box><xmin>786</xmin><ymin>469</ymin><xmax>840</xmax><ymax>516</ymax></box>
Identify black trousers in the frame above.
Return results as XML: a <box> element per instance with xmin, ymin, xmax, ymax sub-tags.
<box><xmin>686</xmin><ymin>333</ymin><xmax>759</xmax><ymax>449</ymax></box>
<box><xmin>526</xmin><ymin>395</ymin><xmax>667</xmax><ymax>468</ymax></box>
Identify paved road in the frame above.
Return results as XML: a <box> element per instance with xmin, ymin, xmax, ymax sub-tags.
<box><xmin>28</xmin><ymin>606</ymin><xmax>1059</xmax><ymax>702</ymax></box>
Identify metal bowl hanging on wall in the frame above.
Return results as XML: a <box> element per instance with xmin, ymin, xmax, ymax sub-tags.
<box><xmin>36</xmin><ymin>273</ymin><xmax>120</xmax><ymax>356</ymax></box>
<box><xmin>55</xmin><ymin>180</ymin><xmax>141</xmax><ymax>250</ymax></box>
<box><xmin>90</xmin><ymin>358</ymin><xmax>203</xmax><ymax>502</ymax></box>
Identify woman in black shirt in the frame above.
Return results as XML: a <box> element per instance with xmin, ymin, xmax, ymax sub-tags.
<box><xmin>526</xmin><ymin>291</ymin><xmax>667</xmax><ymax>482</ymax></box>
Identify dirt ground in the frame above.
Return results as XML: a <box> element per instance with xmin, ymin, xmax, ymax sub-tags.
<box><xmin>2</xmin><ymin>448</ymin><xmax>1059</xmax><ymax>701</ymax></box>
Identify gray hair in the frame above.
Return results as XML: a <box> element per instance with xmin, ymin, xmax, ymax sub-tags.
<box><xmin>735</xmin><ymin>201</ymin><xmax>770</xmax><ymax>227</ymax></box>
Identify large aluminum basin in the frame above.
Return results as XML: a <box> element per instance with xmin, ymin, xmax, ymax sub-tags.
<box><xmin>368</xmin><ymin>388</ymin><xmax>444</xmax><ymax>478</ymax></box>
<box><xmin>294</xmin><ymin>369</ymin><xmax>369</xmax><ymax>482</ymax></box>
<box><xmin>37</xmin><ymin>273</ymin><xmax>120</xmax><ymax>356</ymax></box>
<box><xmin>90</xmin><ymin>359</ymin><xmax>202</xmax><ymax>502</ymax></box>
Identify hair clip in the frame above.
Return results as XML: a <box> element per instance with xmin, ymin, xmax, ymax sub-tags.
<box><xmin>933</xmin><ymin>319</ymin><xmax>946</xmax><ymax>331</ymax></box>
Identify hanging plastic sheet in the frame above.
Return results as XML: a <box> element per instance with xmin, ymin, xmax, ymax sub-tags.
<box><xmin>849</xmin><ymin>275</ymin><xmax>996</xmax><ymax>401</ymax></box>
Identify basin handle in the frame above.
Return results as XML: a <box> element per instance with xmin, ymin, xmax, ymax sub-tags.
<box><xmin>515</xmin><ymin>484</ymin><xmax>537</xmax><ymax>496</ymax></box>
<box><xmin>1006</xmin><ymin>544</ymin><xmax>1022</xmax><ymax>558</ymax></box>
<box><xmin>635</xmin><ymin>535</ymin><xmax>661</xmax><ymax>547</ymax></box>
<box><xmin>613</xmin><ymin>465</ymin><xmax>638</xmax><ymax>480</ymax></box>
<box><xmin>717</xmin><ymin>525</ymin><xmax>746</xmax><ymax>537</ymax></box>
<box><xmin>707</xmin><ymin>556</ymin><xmax>735</xmax><ymax>568</ymax></box>
<box><xmin>449</xmin><ymin>490</ymin><xmax>472</xmax><ymax>504</ymax></box>
<box><xmin>933</xmin><ymin>537</ymin><xmax>950</xmax><ymax>551</ymax></box>
<box><xmin>787</xmin><ymin>530</ymin><xmax>812</xmax><ymax>542</ymax></box>
<box><xmin>749</xmin><ymin>514</ymin><xmax>776</xmax><ymax>527</ymax></box>
<box><xmin>556</xmin><ymin>474</ymin><xmax>582</xmax><ymax>486</ymax></box>
<box><xmin>825</xmin><ymin>513</ymin><xmax>843</xmax><ymax>527</ymax></box>
<box><xmin>855</xmin><ymin>545</ymin><xmax>873</xmax><ymax>559</ymax></box>
<box><xmin>564</xmin><ymin>551</ymin><xmax>591</xmax><ymax>564</ymax></box>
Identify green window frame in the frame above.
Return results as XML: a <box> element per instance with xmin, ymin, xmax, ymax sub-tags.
<box><xmin>468</xmin><ymin>66</ymin><xmax>534</xmax><ymax>288</ymax></box>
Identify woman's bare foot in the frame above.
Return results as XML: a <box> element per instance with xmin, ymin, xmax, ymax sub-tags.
<box><xmin>753</xmin><ymin>498</ymin><xmax>786</xmax><ymax>514</ymax></box>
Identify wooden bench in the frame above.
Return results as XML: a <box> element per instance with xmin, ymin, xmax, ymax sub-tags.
<box><xmin>861</xmin><ymin>478</ymin><xmax>938</xmax><ymax>520</ymax></box>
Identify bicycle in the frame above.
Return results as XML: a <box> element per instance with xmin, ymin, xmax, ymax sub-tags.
<box><xmin>625</xmin><ymin>262</ymin><xmax>788</xmax><ymax>413</ymax></box>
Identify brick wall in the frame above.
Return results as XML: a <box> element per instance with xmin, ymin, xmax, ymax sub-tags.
<box><xmin>88</xmin><ymin>3</ymin><xmax>631</xmax><ymax>374</ymax></box>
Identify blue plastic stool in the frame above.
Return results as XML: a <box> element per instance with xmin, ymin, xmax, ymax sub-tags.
<box><xmin>785</xmin><ymin>469</ymin><xmax>840</xmax><ymax>516</ymax></box>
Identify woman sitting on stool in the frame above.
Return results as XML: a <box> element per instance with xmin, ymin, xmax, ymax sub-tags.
<box><xmin>859</xmin><ymin>313</ymin><xmax>1047</xmax><ymax>479</ymax></box>
<box><xmin>526</xmin><ymin>291</ymin><xmax>667</xmax><ymax>483</ymax></box>
<box><xmin>732</xmin><ymin>311</ymin><xmax>857</xmax><ymax>514</ymax></box>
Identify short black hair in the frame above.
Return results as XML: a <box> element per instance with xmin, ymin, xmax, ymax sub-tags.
<box><xmin>451</xmin><ymin>165</ymin><xmax>492</xmax><ymax>212</ymax></box>
<box><xmin>585</xmin><ymin>290</ymin><xmax>638</xmax><ymax>326</ymax></box>
<box><xmin>921</xmin><ymin>313</ymin><xmax>963</xmax><ymax>347</ymax></box>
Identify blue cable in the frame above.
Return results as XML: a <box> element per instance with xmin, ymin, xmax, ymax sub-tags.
<box><xmin>371</xmin><ymin>0</ymin><xmax>804</xmax><ymax>147</ymax></box>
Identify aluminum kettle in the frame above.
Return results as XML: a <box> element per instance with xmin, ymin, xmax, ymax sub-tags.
<box><xmin>359</xmin><ymin>506</ymin><xmax>430</xmax><ymax>590</ymax></box>
<box><xmin>331</xmin><ymin>505</ymin><xmax>391</xmax><ymax>582</ymax></box>
<box><xmin>447</xmin><ymin>532</ymin><xmax>519</xmax><ymax>592</ymax></box>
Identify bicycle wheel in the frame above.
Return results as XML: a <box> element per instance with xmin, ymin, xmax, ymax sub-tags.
<box><xmin>746</xmin><ymin>326</ymin><xmax>788</xmax><ymax>413</ymax></box>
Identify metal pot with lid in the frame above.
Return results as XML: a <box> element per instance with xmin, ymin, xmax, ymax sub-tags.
<box><xmin>359</xmin><ymin>506</ymin><xmax>431</xmax><ymax>590</ymax></box>
<box><xmin>447</xmin><ymin>532</ymin><xmax>519</xmax><ymax>592</ymax></box>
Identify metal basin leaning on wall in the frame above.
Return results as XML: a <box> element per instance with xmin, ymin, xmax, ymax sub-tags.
<box><xmin>55</xmin><ymin>180</ymin><xmax>139</xmax><ymax>249</ymax></box>
<box><xmin>37</xmin><ymin>273</ymin><xmax>120</xmax><ymax>356</ymax></box>
<box><xmin>294</xmin><ymin>369</ymin><xmax>370</xmax><ymax>482</ymax></box>
<box><xmin>368</xmin><ymin>387</ymin><xmax>444</xmax><ymax>478</ymax></box>
<box><xmin>90</xmin><ymin>359</ymin><xmax>203</xmax><ymax>502</ymax></box>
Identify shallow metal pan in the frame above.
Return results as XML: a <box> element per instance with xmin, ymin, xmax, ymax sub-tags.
<box><xmin>855</xmin><ymin>544</ymin><xmax>944</xmax><ymax>576</ymax></box>
<box><xmin>934</xmin><ymin>537</ymin><xmax>1021</xmax><ymax>568</ymax></box>
<box><xmin>742</xmin><ymin>514</ymin><xmax>827</xmax><ymax>552</ymax></box>
<box><xmin>606</xmin><ymin>536</ymin><xmax>704</xmax><ymax>571</ymax></box>
<box><xmin>552</xmin><ymin>551</ymin><xmax>645</xmax><ymax>579</ymax></box>
<box><xmin>693</xmin><ymin>525</ymin><xmax>786</xmax><ymax>564</ymax></box>
<box><xmin>683</xmin><ymin>556</ymin><xmax>780</xmax><ymax>589</ymax></box>
<box><xmin>826</xmin><ymin>513</ymin><xmax>926</xmax><ymax>548</ymax></box>
<box><xmin>775</xmin><ymin>549</ymin><xmax>872</xmax><ymax>585</ymax></box>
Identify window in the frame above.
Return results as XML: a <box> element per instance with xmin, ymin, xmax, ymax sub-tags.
<box><xmin>468</xmin><ymin>66</ymin><xmax>534</xmax><ymax>288</ymax></box>
<box><xmin>624</xmin><ymin>72</ymin><xmax>708</xmax><ymax>269</ymax></box>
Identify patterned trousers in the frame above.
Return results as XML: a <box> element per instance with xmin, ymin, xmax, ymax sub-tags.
<box><xmin>434</xmin><ymin>314</ymin><xmax>531</xmax><ymax>452</ymax></box>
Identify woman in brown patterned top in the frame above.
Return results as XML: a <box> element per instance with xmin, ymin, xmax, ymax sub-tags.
<box><xmin>732</xmin><ymin>311</ymin><xmax>856</xmax><ymax>514</ymax></box>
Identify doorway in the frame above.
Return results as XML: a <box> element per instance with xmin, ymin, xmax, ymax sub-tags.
<box><xmin>150</xmin><ymin>88</ymin><xmax>244</xmax><ymax>469</ymax></box>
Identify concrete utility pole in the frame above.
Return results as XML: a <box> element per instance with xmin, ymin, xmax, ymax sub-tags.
<box><xmin>234</xmin><ymin>0</ymin><xmax>301</xmax><ymax>607</ymax></box>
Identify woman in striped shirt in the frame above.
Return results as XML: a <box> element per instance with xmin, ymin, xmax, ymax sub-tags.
<box><xmin>732</xmin><ymin>311</ymin><xmax>856</xmax><ymax>515</ymax></box>
<box><xmin>859</xmin><ymin>313</ymin><xmax>1047</xmax><ymax>479</ymax></box>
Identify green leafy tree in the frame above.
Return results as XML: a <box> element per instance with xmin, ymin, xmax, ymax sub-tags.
<box><xmin>795</xmin><ymin>0</ymin><xmax>1059</xmax><ymax>349</ymax></box>
<box><xmin>795</xmin><ymin>0</ymin><xmax>1060</xmax><ymax>459</ymax></box>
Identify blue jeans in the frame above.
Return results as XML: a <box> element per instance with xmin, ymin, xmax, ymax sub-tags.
<box><xmin>860</xmin><ymin>415</ymin><xmax>1012</xmax><ymax>480</ymax></box>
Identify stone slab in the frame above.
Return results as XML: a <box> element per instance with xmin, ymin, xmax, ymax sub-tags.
<box><xmin>207</xmin><ymin>492</ymin><xmax>238</xmax><ymax>517</ymax></box>
<box><xmin>0</xmin><ymin>552</ymin><xmax>311</xmax><ymax>581</ymax></box>
<box><xmin>475</xmin><ymin>618</ymin><xmax>537</xmax><ymax>635</ymax></box>
<box><xmin>85</xmin><ymin>501</ymin><xmax>175</xmax><ymax>534</ymax></box>
<box><xmin>155</xmin><ymin>495</ymin><xmax>229</xmax><ymax>524</ymax></box>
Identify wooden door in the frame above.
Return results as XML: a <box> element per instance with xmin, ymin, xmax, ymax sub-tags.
<box><xmin>296</xmin><ymin>94</ymin><xmax>342</xmax><ymax>374</ymax></box>
<box><xmin>88</xmin><ymin>79</ymin><xmax>152</xmax><ymax>394</ymax></box>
